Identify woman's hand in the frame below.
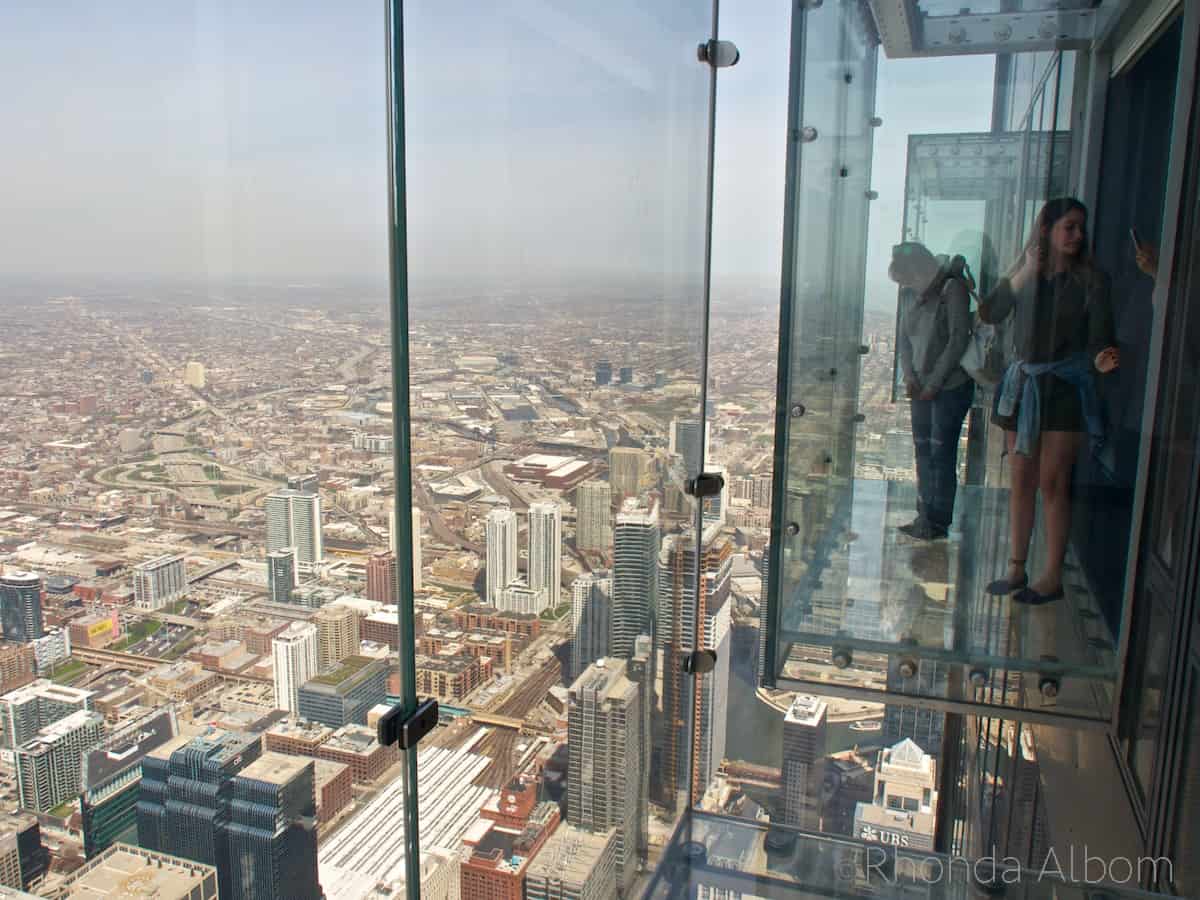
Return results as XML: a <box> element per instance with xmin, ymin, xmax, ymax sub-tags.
<box><xmin>1135</xmin><ymin>243</ymin><xmax>1159</xmax><ymax>279</ymax></box>
<box><xmin>1011</xmin><ymin>245</ymin><xmax>1042</xmax><ymax>291</ymax></box>
<box><xmin>1095</xmin><ymin>346</ymin><xmax>1120</xmax><ymax>373</ymax></box>
<box><xmin>904</xmin><ymin>377</ymin><xmax>920</xmax><ymax>399</ymax></box>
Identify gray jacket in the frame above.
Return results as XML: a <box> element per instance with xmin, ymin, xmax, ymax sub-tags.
<box><xmin>898</xmin><ymin>278</ymin><xmax>971</xmax><ymax>393</ymax></box>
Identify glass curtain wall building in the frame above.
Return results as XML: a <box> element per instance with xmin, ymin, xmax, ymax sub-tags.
<box><xmin>1</xmin><ymin>1</ymin><xmax>1198</xmax><ymax>899</ymax></box>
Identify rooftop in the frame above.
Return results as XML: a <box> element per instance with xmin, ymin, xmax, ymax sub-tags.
<box><xmin>319</xmin><ymin>745</ymin><xmax>495</xmax><ymax>899</ymax></box>
<box><xmin>268</xmin><ymin>718</ymin><xmax>333</xmax><ymax>743</ymax></box>
<box><xmin>308</xmin><ymin>655</ymin><xmax>380</xmax><ymax>687</ymax></box>
<box><xmin>147</xmin><ymin>659</ymin><xmax>212</xmax><ymax>684</ymax></box>
<box><xmin>133</xmin><ymin>553</ymin><xmax>183</xmax><ymax>570</ymax></box>
<box><xmin>526</xmin><ymin>824</ymin><xmax>615</xmax><ymax>884</ymax></box>
<box><xmin>237</xmin><ymin>751</ymin><xmax>311</xmax><ymax>786</ymax></box>
<box><xmin>0</xmin><ymin>571</ymin><xmax>40</xmax><ymax>585</ymax></box>
<box><xmin>56</xmin><ymin>843</ymin><xmax>216</xmax><ymax>898</ymax></box>
<box><xmin>784</xmin><ymin>693</ymin><xmax>828</xmax><ymax>727</ymax></box>
<box><xmin>1</xmin><ymin>679</ymin><xmax>94</xmax><ymax>705</ymax></box>
<box><xmin>324</xmin><ymin>724</ymin><xmax>382</xmax><ymax>755</ymax></box>
<box><xmin>145</xmin><ymin>729</ymin><xmax>257</xmax><ymax>766</ymax></box>
<box><xmin>83</xmin><ymin>709</ymin><xmax>177</xmax><ymax>790</ymax></box>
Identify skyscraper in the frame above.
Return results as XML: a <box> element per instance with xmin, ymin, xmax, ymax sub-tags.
<box><xmin>524</xmin><ymin>824</ymin><xmax>618</xmax><ymax>900</ymax></box>
<box><xmin>313</xmin><ymin>605</ymin><xmax>359</xmax><ymax>672</ymax></box>
<box><xmin>265</xmin><ymin>490</ymin><xmax>323</xmax><ymax>571</ymax></box>
<box><xmin>781</xmin><ymin>693</ymin><xmax>828</xmax><ymax>830</ymax></box>
<box><xmin>15</xmin><ymin>709</ymin><xmax>104</xmax><ymax>812</ymax></box>
<box><xmin>656</xmin><ymin>527</ymin><xmax>732</xmax><ymax>808</ymax></box>
<box><xmin>570</xmin><ymin>571</ymin><xmax>612</xmax><ymax>679</ymax></box>
<box><xmin>389</xmin><ymin>505</ymin><xmax>423</xmax><ymax>591</ymax></box>
<box><xmin>138</xmin><ymin>730</ymin><xmax>319</xmax><ymax>900</ymax></box>
<box><xmin>0</xmin><ymin>680</ymin><xmax>94</xmax><ymax>751</ymax></box>
<box><xmin>626</xmin><ymin>636</ymin><xmax>653</xmax><ymax>868</ymax></box>
<box><xmin>528</xmin><ymin>501</ymin><xmax>562</xmax><ymax>610</ymax></box>
<box><xmin>132</xmin><ymin>555</ymin><xmax>187</xmax><ymax>612</ymax></box>
<box><xmin>595</xmin><ymin>360</ymin><xmax>612</xmax><ymax>385</ymax></box>
<box><xmin>227</xmin><ymin>753</ymin><xmax>320</xmax><ymax>900</ymax></box>
<box><xmin>669</xmin><ymin>418</ymin><xmax>710</xmax><ymax>480</ymax></box>
<box><xmin>883</xmin><ymin>659</ymin><xmax>948</xmax><ymax>757</ymax></box>
<box><xmin>267</xmin><ymin>548</ymin><xmax>297</xmax><ymax>604</ymax></box>
<box><xmin>574</xmin><ymin>480</ymin><xmax>611</xmax><ymax>553</ymax></box>
<box><xmin>0</xmin><ymin>573</ymin><xmax>43</xmax><ymax>644</ymax></box>
<box><xmin>852</xmin><ymin>739</ymin><xmax>938</xmax><ymax>852</ymax></box>
<box><xmin>296</xmin><ymin>656</ymin><xmax>388</xmax><ymax>728</ymax></box>
<box><xmin>366</xmin><ymin>552</ymin><xmax>397</xmax><ymax>605</ymax></box>
<box><xmin>80</xmin><ymin>708</ymin><xmax>178</xmax><ymax>858</ymax></box>
<box><xmin>700</xmin><ymin>463</ymin><xmax>729</xmax><ymax>528</ymax></box>
<box><xmin>608</xmin><ymin>447</ymin><xmax>648</xmax><ymax>499</ymax></box>
<box><xmin>610</xmin><ymin>504</ymin><xmax>659</xmax><ymax>660</ymax></box>
<box><xmin>138</xmin><ymin>730</ymin><xmax>259</xmax><ymax>900</ymax></box>
<box><xmin>272</xmin><ymin>622</ymin><xmax>319</xmax><ymax>713</ymax></box>
<box><xmin>485</xmin><ymin>506</ymin><xmax>518</xmax><ymax>605</ymax></box>
<box><xmin>567</xmin><ymin>658</ymin><xmax>644</xmax><ymax>897</ymax></box>
<box><xmin>0</xmin><ymin>813</ymin><xmax>46</xmax><ymax>891</ymax></box>
<box><xmin>756</xmin><ymin>544</ymin><xmax>771</xmax><ymax>683</ymax></box>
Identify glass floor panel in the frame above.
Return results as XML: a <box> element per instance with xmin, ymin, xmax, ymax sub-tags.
<box><xmin>645</xmin><ymin>811</ymin><xmax>1166</xmax><ymax>899</ymax></box>
<box><xmin>774</xmin><ymin>479</ymin><xmax>1118</xmax><ymax>721</ymax></box>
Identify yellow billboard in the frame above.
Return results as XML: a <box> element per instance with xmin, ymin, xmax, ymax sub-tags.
<box><xmin>87</xmin><ymin>619</ymin><xmax>114</xmax><ymax>639</ymax></box>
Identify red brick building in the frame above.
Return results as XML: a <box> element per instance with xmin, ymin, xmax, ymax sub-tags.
<box><xmin>265</xmin><ymin>720</ymin><xmax>398</xmax><ymax>784</ymax></box>
<box><xmin>450</xmin><ymin>605</ymin><xmax>540</xmax><ymax>639</ymax></box>
<box><xmin>314</xmin><ymin>759</ymin><xmax>353</xmax><ymax>824</ymax></box>
<box><xmin>459</xmin><ymin>775</ymin><xmax>560</xmax><ymax>900</ymax></box>
<box><xmin>415</xmin><ymin>654</ymin><xmax>491</xmax><ymax>702</ymax></box>
<box><xmin>0</xmin><ymin>643</ymin><xmax>36</xmax><ymax>694</ymax></box>
<box><xmin>366</xmin><ymin>552</ymin><xmax>397</xmax><ymax>605</ymax></box>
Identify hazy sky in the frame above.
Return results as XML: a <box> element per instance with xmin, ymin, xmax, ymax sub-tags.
<box><xmin>1</xmin><ymin>2</ymin><xmax>993</xmax><ymax>288</ymax></box>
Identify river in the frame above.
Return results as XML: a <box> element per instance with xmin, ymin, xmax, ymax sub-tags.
<box><xmin>724</xmin><ymin>623</ymin><xmax>880</xmax><ymax>768</ymax></box>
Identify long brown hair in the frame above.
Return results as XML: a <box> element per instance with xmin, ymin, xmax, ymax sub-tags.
<box><xmin>1017</xmin><ymin>197</ymin><xmax>1099</xmax><ymax>286</ymax></box>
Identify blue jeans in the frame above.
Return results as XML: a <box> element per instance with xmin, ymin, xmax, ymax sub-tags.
<box><xmin>910</xmin><ymin>379</ymin><xmax>974</xmax><ymax>530</ymax></box>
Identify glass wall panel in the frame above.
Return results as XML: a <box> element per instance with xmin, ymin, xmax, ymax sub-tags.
<box><xmin>1</xmin><ymin>2</ymin><xmax>389</xmax><ymax>898</ymax></box>
<box><xmin>399</xmin><ymin>2</ymin><xmax>717</xmax><ymax>897</ymax></box>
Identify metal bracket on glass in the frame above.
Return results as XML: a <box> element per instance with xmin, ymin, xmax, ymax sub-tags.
<box><xmin>682</xmin><ymin>649</ymin><xmax>718</xmax><ymax>676</ymax></box>
<box><xmin>376</xmin><ymin>697</ymin><xmax>439</xmax><ymax>750</ymax></box>
<box><xmin>696</xmin><ymin>39</ymin><xmax>739</xmax><ymax>68</ymax></box>
<box><xmin>685</xmin><ymin>471</ymin><xmax>725</xmax><ymax>499</ymax></box>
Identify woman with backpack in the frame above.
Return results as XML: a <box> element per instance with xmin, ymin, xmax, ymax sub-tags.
<box><xmin>979</xmin><ymin>197</ymin><xmax>1119</xmax><ymax>604</ymax></box>
<box><xmin>893</xmin><ymin>242</ymin><xmax>974</xmax><ymax>540</ymax></box>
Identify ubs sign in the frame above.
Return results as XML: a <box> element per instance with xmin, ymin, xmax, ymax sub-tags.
<box><xmin>859</xmin><ymin>825</ymin><xmax>911</xmax><ymax>847</ymax></box>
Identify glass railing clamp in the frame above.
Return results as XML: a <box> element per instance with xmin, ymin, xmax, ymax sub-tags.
<box><xmin>682</xmin><ymin>649</ymin><xmax>718</xmax><ymax>675</ymax></box>
<box><xmin>685</xmin><ymin>472</ymin><xmax>725</xmax><ymax>499</ymax></box>
<box><xmin>696</xmin><ymin>40</ymin><xmax>739</xmax><ymax>68</ymax></box>
<box><xmin>376</xmin><ymin>697</ymin><xmax>439</xmax><ymax>750</ymax></box>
